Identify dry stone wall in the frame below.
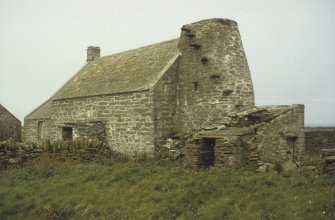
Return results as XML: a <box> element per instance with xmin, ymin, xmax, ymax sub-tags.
<box><xmin>255</xmin><ymin>105</ymin><xmax>305</xmax><ymax>163</ymax></box>
<box><xmin>50</xmin><ymin>91</ymin><xmax>155</xmax><ymax>155</ymax></box>
<box><xmin>0</xmin><ymin>139</ymin><xmax>116</xmax><ymax>170</ymax></box>
<box><xmin>176</xmin><ymin>19</ymin><xmax>255</xmax><ymax>134</ymax></box>
<box><xmin>183</xmin><ymin>105</ymin><xmax>305</xmax><ymax>168</ymax></box>
<box><xmin>320</xmin><ymin>149</ymin><xmax>335</xmax><ymax>173</ymax></box>
<box><xmin>305</xmin><ymin>128</ymin><xmax>335</xmax><ymax>152</ymax></box>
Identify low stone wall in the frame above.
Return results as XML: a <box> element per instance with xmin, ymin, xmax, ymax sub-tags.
<box><xmin>320</xmin><ymin>148</ymin><xmax>335</xmax><ymax>173</ymax></box>
<box><xmin>0</xmin><ymin>139</ymin><xmax>117</xmax><ymax>170</ymax></box>
<box><xmin>305</xmin><ymin>128</ymin><xmax>335</xmax><ymax>152</ymax></box>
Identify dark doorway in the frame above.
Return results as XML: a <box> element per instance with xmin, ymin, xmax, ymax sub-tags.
<box><xmin>199</xmin><ymin>138</ymin><xmax>216</xmax><ymax>168</ymax></box>
<box><xmin>287</xmin><ymin>137</ymin><xmax>298</xmax><ymax>162</ymax></box>
<box><xmin>62</xmin><ymin>127</ymin><xmax>73</xmax><ymax>141</ymax></box>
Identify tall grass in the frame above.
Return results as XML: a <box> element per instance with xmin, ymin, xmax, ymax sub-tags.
<box><xmin>0</xmin><ymin>156</ymin><xmax>334</xmax><ymax>219</ymax></box>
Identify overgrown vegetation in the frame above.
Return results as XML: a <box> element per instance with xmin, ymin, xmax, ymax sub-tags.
<box><xmin>0</xmin><ymin>154</ymin><xmax>334</xmax><ymax>219</ymax></box>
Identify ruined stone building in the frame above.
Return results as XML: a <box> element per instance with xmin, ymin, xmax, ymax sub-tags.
<box><xmin>0</xmin><ymin>104</ymin><xmax>21</xmax><ymax>142</ymax></box>
<box><xmin>25</xmin><ymin>18</ymin><xmax>305</xmax><ymax>167</ymax></box>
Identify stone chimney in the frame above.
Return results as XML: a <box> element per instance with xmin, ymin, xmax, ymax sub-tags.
<box><xmin>87</xmin><ymin>46</ymin><xmax>100</xmax><ymax>62</ymax></box>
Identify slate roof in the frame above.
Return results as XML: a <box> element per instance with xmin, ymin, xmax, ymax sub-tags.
<box><xmin>52</xmin><ymin>39</ymin><xmax>180</xmax><ymax>100</ymax></box>
<box><xmin>193</xmin><ymin>105</ymin><xmax>298</xmax><ymax>139</ymax></box>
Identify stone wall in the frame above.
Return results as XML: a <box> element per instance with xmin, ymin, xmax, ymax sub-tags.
<box><xmin>50</xmin><ymin>91</ymin><xmax>155</xmax><ymax>155</ymax></box>
<box><xmin>75</xmin><ymin>121</ymin><xmax>105</xmax><ymax>140</ymax></box>
<box><xmin>24</xmin><ymin>118</ymin><xmax>51</xmax><ymax>143</ymax></box>
<box><xmin>305</xmin><ymin>127</ymin><xmax>335</xmax><ymax>152</ymax></box>
<box><xmin>254</xmin><ymin>105</ymin><xmax>305</xmax><ymax>163</ymax></box>
<box><xmin>183</xmin><ymin>105</ymin><xmax>305</xmax><ymax>168</ymax></box>
<box><xmin>0</xmin><ymin>105</ymin><xmax>21</xmax><ymax>142</ymax></box>
<box><xmin>153</xmin><ymin>58</ymin><xmax>179</xmax><ymax>149</ymax></box>
<box><xmin>320</xmin><ymin>149</ymin><xmax>335</xmax><ymax>173</ymax></box>
<box><xmin>0</xmin><ymin>139</ymin><xmax>116</xmax><ymax>170</ymax></box>
<box><xmin>176</xmin><ymin>19</ymin><xmax>255</xmax><ymax>134</ymax></box>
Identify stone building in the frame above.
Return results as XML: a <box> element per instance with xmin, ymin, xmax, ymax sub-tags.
<box><xmin>0</xmin><ymin>104</ymin><xmax>21</xmax><ymax>142</ymax></box>
<box><xmin>25</xmin><ymin>18</ymin><xmax>305</xmax><ymax>165</ymax></box>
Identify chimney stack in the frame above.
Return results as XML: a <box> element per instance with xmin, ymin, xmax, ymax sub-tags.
<box><xmin>87</xmin><ymin>46</ymin><xmax>100</xmax><ymax>62</ymax></box>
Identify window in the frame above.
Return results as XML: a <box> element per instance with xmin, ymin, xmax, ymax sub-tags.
<box><xmin>62</xmin><ymin>127</ymin><xmax>73</xmax><ymax>141</ymax></box>
<box><xmin>194</xmin><ymin>82</ymin><xmax>199</xmax><ymax>91</ymax></box>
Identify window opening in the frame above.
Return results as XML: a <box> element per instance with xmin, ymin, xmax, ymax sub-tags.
<box><xmin>201</xmin><ymin>57</ymin><xmax>209</xmax><ymax>63</ymax></box>
<box><xmin>62</xmin><ymin>127</ymin><xmax>73</xmax><ymax>141</ymax></box>
<box><xmin>38</xmin><ymin>121</ymin><xmax>43</xmax><ymax>141</ymax></box>
<box><xmin>194</xmin><ymin>82</ymin><xmax>199</xmax><ymax>91</ymax></box>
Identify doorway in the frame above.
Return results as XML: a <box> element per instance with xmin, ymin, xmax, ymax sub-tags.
<box><xmin>287</xmin><ymin>137</ymin><xmax>298</xmax><ymax>162</ymax></box>
<box><xmin>199</xmin><ymin>138</ymin><xmax>216</xmax><ymax>168</ymax></box>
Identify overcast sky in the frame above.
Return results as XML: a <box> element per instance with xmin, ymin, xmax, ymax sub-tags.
<box><xmin>0</xmin><ymin>0</ymin><xmax>334</xmax><ymax>126</ymax></box>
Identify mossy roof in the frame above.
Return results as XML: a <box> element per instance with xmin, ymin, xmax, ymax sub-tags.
<box><xmin>25</xmin><ymin>99</ymin><xmax>52</xmax><ymax>120</ymax></box>
<box><xmin>52</xmin><ymin>39</ymin><xmax>179</xmax><ymax>100</ymax></box>
<box><xmin>25</xmin><ymin>39</ymin><xmax>180</xmax><ymax>119</ymax></box>
<box><xmin>0</xmin><ymin>104</ymin><xmax>20</xmax><ymax>122</ymax></box>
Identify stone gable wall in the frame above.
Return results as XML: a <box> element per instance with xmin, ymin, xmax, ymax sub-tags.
<box><xmin>50</xmin><ymin>91</ymin><xmax>155</xmax><ymax>155</ymax></box>
<box><xmin>24</xmin><ymin>119</ymin><xmax>51</xmax><ymax>143</ymax></box>
<box><xmin>255</xmin><ymin>105</ymin><xmax>305</xmax><ymax>163</ymax></box>
<box><xmin>153</xmin><ymin>59</ymin><xmax>179</xmax><ymax>149</ymax></box>
<box><xmin>0</xmin><ymin>106</ymin><xmax>21</xmax><ymax>142</ymax></box>
<box><xmin>176</xmin><ymin>19</ymin><xmax>255</xmax><ymax>133</ymax></box>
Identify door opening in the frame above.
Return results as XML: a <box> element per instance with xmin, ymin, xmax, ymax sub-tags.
<box><xmin>287</xmin><ymin>137</ymin><xmax>298</xmax><ymax>162</ymax></box>
<box><xmin>199</xmin><ymin>138</ymin><xmax>216</xmax><ymax>168</ymax></box>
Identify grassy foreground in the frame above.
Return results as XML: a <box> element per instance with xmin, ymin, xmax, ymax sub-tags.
<box><xmin>0</xmin><ymin>156</ymin><xmax>334</xmax><ymax>220</ymax></box>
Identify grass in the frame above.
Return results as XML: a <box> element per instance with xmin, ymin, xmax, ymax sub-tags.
<box><xmin>0</xmin><ymin>154</ymin><xmax>334</xmax><ymax>219</ymax></box>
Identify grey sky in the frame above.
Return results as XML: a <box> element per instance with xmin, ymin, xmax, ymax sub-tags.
<box><xmin>0</xmin><ymin>0</ymin><xmax>334</xmax><ymax>126</ymax></box>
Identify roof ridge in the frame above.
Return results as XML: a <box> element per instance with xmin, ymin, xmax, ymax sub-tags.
<box><xmin>101</xmin><ymin>38</ymin><xmax>179</xmax><ymax>59</ymax></box>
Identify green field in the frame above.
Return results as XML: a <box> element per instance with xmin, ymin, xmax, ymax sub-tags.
<box><xmin>0</xmin><ymin>155</ymin><xmax>334</xmax><ymax>220</ymax></box>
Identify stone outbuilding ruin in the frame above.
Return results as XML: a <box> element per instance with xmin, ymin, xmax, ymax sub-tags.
<box><xmin>0</xmin><ymin>104</ymin><xmax>21</xmax><ymax>142</ymax></box>
<box><xmin>25</xmin><ymin>18</ymin><xmax>305</xmax><ymax>167</ymax></box>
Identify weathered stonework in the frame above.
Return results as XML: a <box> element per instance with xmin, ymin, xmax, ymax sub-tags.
<box><xmin>24</xmin><ymin>119</ymin><xmax>51</xmax><ymax>143</ymax></box>
<box><xmin>176</xmin><ymin>19</ymin><xmax>254</xmax><ymax>133</ymax></box>
<box><xmin>50</xmin><ymin>91</ymin><xmax>155</xmax><ymax>155</ymax></box>
<box><xmin>305</xmin><ymin>127</ymin><xmax>335</xmax><ymax>152</ymax></box>
<box><xmin>183</xmin><ymin>105</ymin><xmax>305</xmax><ymax>168</ymax></box>
<box><xmin>24</xmin><ymin>18</ymin><xmax>305</xmax><ymax>167</ymax></box>
<box><xmin>0</xmin><ymin>104</ymin><xmax>21</xmax><ymax>142</ymax></box>
<box><xmin>153</xmin><ymin>57</ymin><xmax>179</xmax><ymax>149</ymax></box>
<box><xmin>0</xmin><ymin>139</ymin><xmax>116</xmax><ymax>170</ymax></box>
